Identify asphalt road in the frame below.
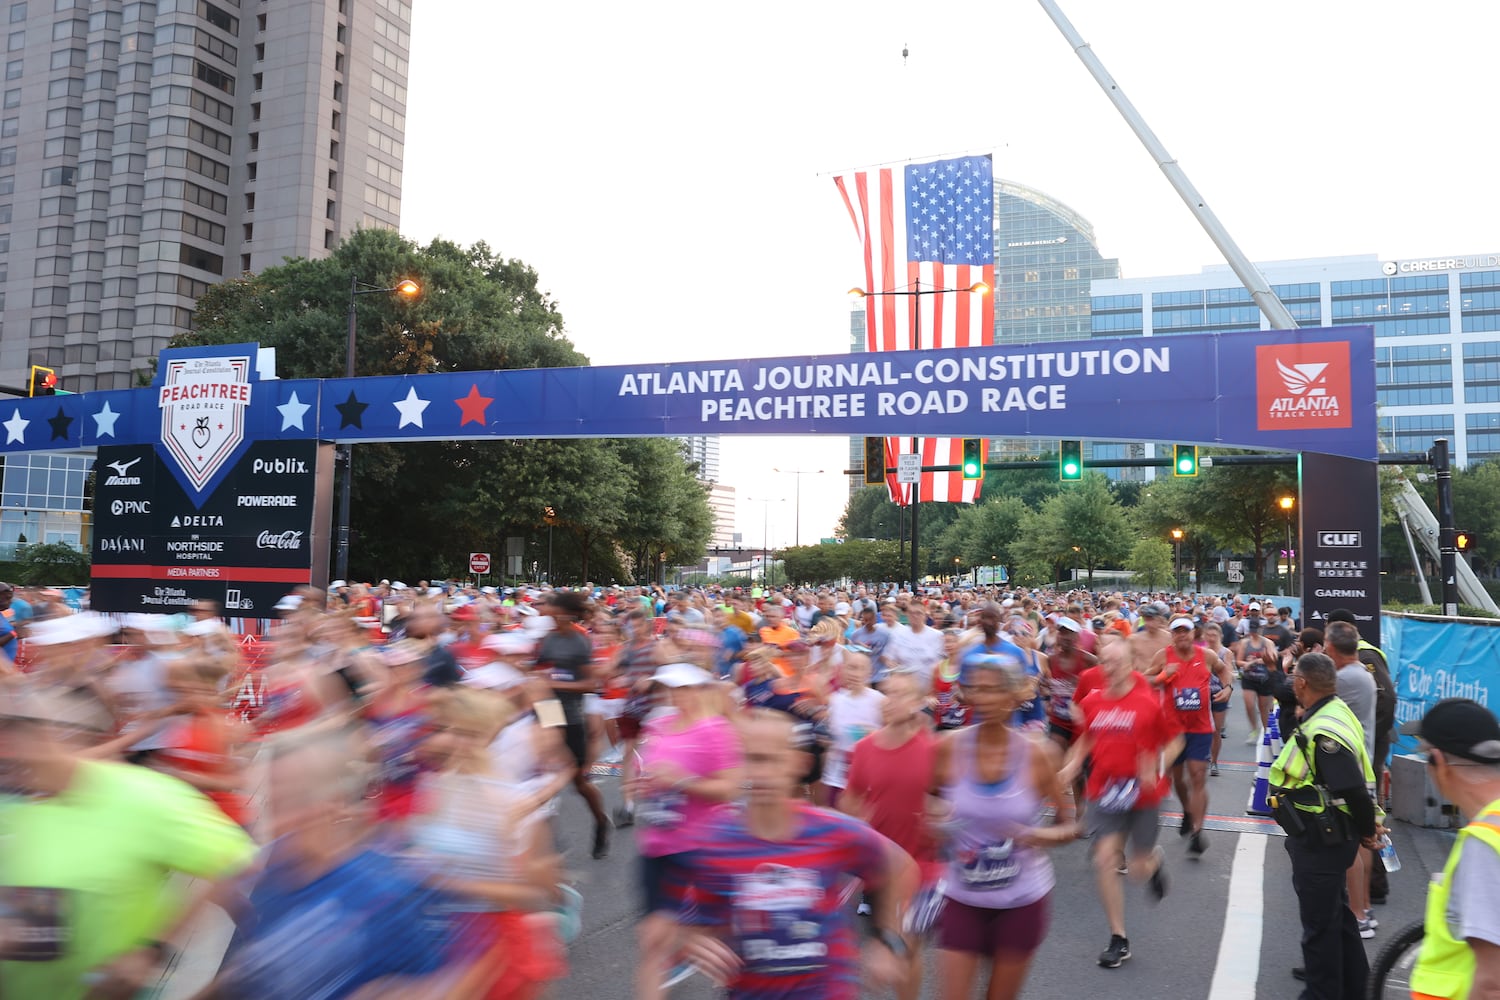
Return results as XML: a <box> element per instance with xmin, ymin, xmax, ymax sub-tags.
<box><xmin>554</xmin><ymin>707</ymin><xmax>1446</xmax><ymax>1000</ymax></box>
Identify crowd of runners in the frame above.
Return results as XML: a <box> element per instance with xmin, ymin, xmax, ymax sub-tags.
<box><xmin>0</xmin><ymin>577</ymin><xmax>1410</xmax><ymax>999</ymax></box>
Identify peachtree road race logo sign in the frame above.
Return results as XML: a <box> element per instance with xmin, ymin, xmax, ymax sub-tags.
<box><xmin>1255</xmin><ymin>341</ymin><xmax>1352</xmax><ymax>431</ymax></box>
<box><xmin>158</xmin><ymin>353</ymin><xmax>253</xmax><ymax>492</ymax></box>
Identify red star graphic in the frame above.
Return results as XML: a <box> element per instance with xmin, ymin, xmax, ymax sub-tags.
<box><xmin>180</xmin><ymin>424</ymin><xmax>186</xmax><ymax>430</ymax></box>
<box><xmin>454</xmin><ymin>383</ymin><xmax>494</xmax><ymax>427</ymax></box>
<box><xmin>217</xmin><ymin>423</ymin><xmax>224</xmax><ymax>430</ymax></box>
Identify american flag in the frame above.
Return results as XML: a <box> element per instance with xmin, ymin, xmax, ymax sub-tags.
<box><xmin>834</xmin><ymin>155</ymin><xmax>995</xmax><ymax>505</ymax></box>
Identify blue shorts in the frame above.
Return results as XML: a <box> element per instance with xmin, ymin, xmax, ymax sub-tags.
<box><xmin>639</xmin><ymin>852</ymin><xmax>689</xmax><ymax>916</ymax></box>
<box><xmin>1174</xmin><ymin>731</ymin><xmax>1213</xmax><ymax>765</ymax></box>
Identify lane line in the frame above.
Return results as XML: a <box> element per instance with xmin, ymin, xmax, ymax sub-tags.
<box><xmin>1209</xmin><ymin>833</ymin><xmax>1266</xmax><ymax>1000</ymax></box>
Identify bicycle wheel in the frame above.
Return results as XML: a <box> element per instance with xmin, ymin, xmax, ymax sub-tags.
<box><xmin>1367</xmin><ymin>920</ymin><xmax>1424</xmax><ymax>1000</ymax></box>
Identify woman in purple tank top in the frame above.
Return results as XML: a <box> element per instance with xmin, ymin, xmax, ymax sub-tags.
<box><xmin>929</xmin><ymin>651</ymin><xmax>1078</xmax><ymax>1000</ymax></box>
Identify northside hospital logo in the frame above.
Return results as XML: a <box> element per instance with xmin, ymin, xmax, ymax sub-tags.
<box><xmin>1255</xmin><ymin>342</ymin><xmax>1353</xmax><ymax>431</ymax></box>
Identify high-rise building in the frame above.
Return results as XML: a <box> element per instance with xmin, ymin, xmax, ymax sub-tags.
<box><xmin>0</xmin><ymin>0</ymin><xmax>411</xmax><ymax>393</ymax></box>
<box><xmin>678</xmin><ymin>434</ymin><xmax>720</xmax><ymax>484</ymax></box>
<box><xmin>1091</xmin><ymin>251</ymin><xmax>1500</xmax><ymax>466</ymax></box>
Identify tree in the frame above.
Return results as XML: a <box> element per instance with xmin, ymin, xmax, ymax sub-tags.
<box><xmin>15</xmin><ymin>542</ymin><xmax>90</xmax><ymax>585</ymax></box>
<box><xmin>1054</xmin><ymin>474</ymin><xmax>1132</xmax><ymax>585</ymax></box>
<box><xmin>1126</xmin><ymin>537</ymin><xmax>1175</xmax><ymax>592</ymax></box>
<box><xmin>837</xmin><ymin>486</ymin><xmax>902</xmax><ymax>540</ymax></box>
<box><xmin>1188</xmin><ymin>457</ymin><xmax>1297</xmax><ymax>591</ymax></box>
<box><xmin>172</xmin><ymin>229</ymin><xmax>708</xmax><ymax>583</ymax></box>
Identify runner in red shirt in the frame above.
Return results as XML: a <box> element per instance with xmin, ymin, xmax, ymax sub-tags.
<box><xmin>1144</xmin><ymin>618</ymin><xmax>1235</xmax><ymax>858</ymax></box>
<box><xmin>1062</xmin><ymin>639</ymin><xmax>1183</xmax><ymax>970</ymax></box>
<box><xmin>1044</xmin><ymin>617</ymin><xmax>1096</xmax><ymax>823</ymax></box>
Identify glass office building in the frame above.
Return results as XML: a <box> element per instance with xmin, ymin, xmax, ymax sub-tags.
<box><xmin>1091</xmin><ymin>252</ymin><xmax>1500</xmax><ymax>466</ymax></box>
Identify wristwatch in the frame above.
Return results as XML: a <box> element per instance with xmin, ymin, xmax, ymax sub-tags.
<box><xmin>873</xmin><ymin>927</ymin><xmax>909</xmax><ymax>959</ymax></box>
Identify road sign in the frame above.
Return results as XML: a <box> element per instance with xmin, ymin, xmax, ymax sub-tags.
<box><xmin>1226</xmin><ymin>570</ymin><xmax>1244</xmax><ymax>583</ymax></box>
<box><xmin>896</xmin><ymin>454</ymin><xmax>921</xmax><ymax>484</ymax></box>
<box><xmin>469</xmin><ymin>551</ymin><xmax>491</xmax><ymax>574</ymax></box>
<box><xmin>1227</xmin><ymin>560</ymin><xmax>1242</xmax><ymax>572</ymax></box>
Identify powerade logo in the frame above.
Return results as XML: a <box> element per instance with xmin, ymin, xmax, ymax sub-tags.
<box><xmin>1255</xmin><ymin>342</ymin><xmax>1352</xmax><ymax>431</ymax></box>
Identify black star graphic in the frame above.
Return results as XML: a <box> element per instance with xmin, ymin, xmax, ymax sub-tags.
<box><xmin>47</xmin><ymin>406</ymin><xmax>72</xmax><ymax>441</ymax></box>
<box><xmin>335</xmin><ymin>391</ymin><xmax>368</xmax><ymax>430</ymax></box>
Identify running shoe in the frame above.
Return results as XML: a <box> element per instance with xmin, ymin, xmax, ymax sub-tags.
<box><xmin>1363</xmin><ymin>910</ymin><xmax>1379</xmax><ymax>929</ymax></box>
<box><xmin>1188</xmin><ymin>830</ymin><xmax>1208</xmax><ymax>858</ymax></box>
<box><xmin>1358</xmin><ymin>918</ymin><xmax>1376</xmax><ymax>939</ymax></box>
<box><xmin>1115</xmin><ymin>862</ymin><xmax>1129</xmax><ymax>875</ymax></box>
<box><xmin>661</xmin><ymin>961</ymin><xmax>697</xmax><ymax>989</ymax></box>
<box><xmin>1147</xmin><ymin>847</ymin><xmax>1170</xmax><ymax>902</ymax></box>
<box><xmin>1098</xmin><ymin>934</ymin><xmax>1131</xmax><ymax>968</ymax></box>
<box><xmin>614</xmin><ymin>803</ymin><xmax>635</xmax><ymax>828</ymax></box>
<box><xmin>1245</xmin><ymin>729</ymin><xmax>1261</xmax><ymax>746</ymax></box>
<box><xmin>1209</xmin><ymin>764</ymin><xmax>1220</xmax><ymax>777</ymax></box>
<box><xmin>1179</xmin><ymin>814</ymin><xmax>1191</xmax><ymax>837</ymax></box>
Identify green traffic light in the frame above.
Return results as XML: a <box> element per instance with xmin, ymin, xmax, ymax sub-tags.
<box><xmin>1178</xmin><ymin>457</ymin><xmax>1192</xmax><ymax>473</ymax></box>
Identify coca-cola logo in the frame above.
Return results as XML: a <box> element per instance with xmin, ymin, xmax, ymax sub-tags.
<box><xmin>256</xmin><ymin>530</ymin><xmax>304</xmax><ymax>550</ymax></box>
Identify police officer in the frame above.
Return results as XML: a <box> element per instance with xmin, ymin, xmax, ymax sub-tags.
<box><xmin>1269</xmin><ymin>652</ymin><xmax>1379</xmax><ymax>1000</ymax></box>
<box><xmin>1403</xmin><ymin>699</ymin><xmax>1500</xmax><ymax>999</ymax></box>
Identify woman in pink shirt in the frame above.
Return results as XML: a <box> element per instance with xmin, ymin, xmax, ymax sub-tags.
<box><xmin>630</xmin><ymin>663</ymin><xmax>743</xmax><ymax>1000</ymax></box>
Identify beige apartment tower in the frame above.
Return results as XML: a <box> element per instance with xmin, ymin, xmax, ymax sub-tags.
<box><xmin>0</xmin><ymin>0</ymin><xmax>411</xmax><ymax>392</ymax></box>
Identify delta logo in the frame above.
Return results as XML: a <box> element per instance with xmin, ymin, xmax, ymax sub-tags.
<box><xmin>1256</xmin><ymin>342</ymin><xmax>1352</xmax><ymax>431</ymax></box>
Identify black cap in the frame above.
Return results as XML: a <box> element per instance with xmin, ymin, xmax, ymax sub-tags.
<box><xmin>1400</xmin><ymin>699</ymin><xmax>1500</xmax><ymax>764</ymax></box>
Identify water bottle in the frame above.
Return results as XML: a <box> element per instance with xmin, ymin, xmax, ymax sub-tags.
<box><xmin>1378</xmin><ymin>833</ymin><xmax>1402</xmax><ymax>873</ymax></box>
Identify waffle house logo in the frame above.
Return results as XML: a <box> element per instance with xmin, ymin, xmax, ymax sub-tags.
<box><xmin>1256</xmin><ymin>342</ymin><xmax>1352</xmax><ymax>431</ymax></box>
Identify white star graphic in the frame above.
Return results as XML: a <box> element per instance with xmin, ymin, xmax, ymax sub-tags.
<box><xmin>92</xmin><ymin>400</ymin><xmax>120</xmax><ymax>437</ymax></box>
<box><xmin>3</xmin><ymin>409</ymin><xmax>27</xmax><ymax>444</ymax></box>
<box><xmin>277</xmin><ymin>391</ymin><xmax>311</xmax><ymax>431</ymax></box>
<box><xmin>393</xmin><ymin>386</ymin><xmax>430</xmax><ymax>429</ymax></box>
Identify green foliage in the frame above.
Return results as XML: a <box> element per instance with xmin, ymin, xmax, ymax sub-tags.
<box><xmin>15</xmin><ymin>542</ymin><xmax>90</xmax><ymax>585</ymax></box>
<box><xmin>779</xmin><ymin>540</ymin><xmax>905</xmax><ymax>586</ymax></box>
<box><xmin>1125</xmin><ymin>537</ymin><xmax>1175</xmax><ymax>591</ymax></box>
<box><xmin>837</xmin><ymin>486</ymin><xmax>902</xmax><ymax>540</ymax></box>
<box><xmin>173</xmin><ymin>229</ymin><xmax>709</xmax><ymax>584</ymax></box>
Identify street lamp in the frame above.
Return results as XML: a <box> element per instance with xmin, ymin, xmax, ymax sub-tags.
<box><xmin>336</xmin><ymin>275</ymin><xmax>421</xmax><ymax>583</ymax></box>
<box><xmin>773</xmin><ymin>467</ymin><xmax>824</xmax><ymax>548</ymax></box>
<box><xmin>1279</xmin><ymin>495</ymin><xmax>1296</xmax><ymax>596</ymax></box>
<box><xmin>847</xmin><ymin>280</ymin><xmax>991</xmax><ymax>588</ymax></box>
<box><xmin>747</xmin><ymin>496</ymin><xmax>783</xmax><ymax>590</ymax></box>
<box><xmin>1170</xmin><ymin>528</ymin><xmax>1184</xmax><ymax>591</ymax></box>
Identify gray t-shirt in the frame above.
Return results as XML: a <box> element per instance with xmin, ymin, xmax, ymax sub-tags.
<box><xmin>1335</xmin><ymin>663</ymin><xmax>1378</xmax><ymax>763</ymax></box>
<box><xmin>1450</xmin><ymin>833</ymin><xmax>1500</xmax><ymax>948</ymax></box>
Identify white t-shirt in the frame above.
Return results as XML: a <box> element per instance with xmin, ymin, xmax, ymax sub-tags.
<box><xmin>821</xmin><ymin>688</ymin><xmax>886</xmax><ymax>789</ymax></box>
<box><xmin>888</xmin><ymin>625</ymin><xmax>945</xmax><ymax>685</ymax></box>
<box><xmin>1450</xmin><ymin>833</ymin><xmax>1500</xmax><ymax>947</ymax></box>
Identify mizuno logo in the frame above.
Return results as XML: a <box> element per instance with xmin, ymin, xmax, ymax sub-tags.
<box><xmin>107</xmin><ymin>457</ymin><xmax>141</xmax><ymax>477</ymax></box>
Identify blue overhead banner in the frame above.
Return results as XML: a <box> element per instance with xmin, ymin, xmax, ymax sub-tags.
<box><xmin>0</xmin><ymin>325</ymin><xmax>1377</xmax><ymax>462</ymax></box>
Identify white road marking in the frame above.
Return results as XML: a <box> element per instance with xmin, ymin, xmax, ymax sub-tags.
<box><xmin>1208</xmin><ymin>833</ymin><xmax>1266</xmax><ymax>1000</ymax></box>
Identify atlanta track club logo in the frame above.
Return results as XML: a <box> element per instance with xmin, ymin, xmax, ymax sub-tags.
<box><xmin>1256</xmin><ymin>342</ymin><xmax>1352</xmax><ymax>431</ymax></box>
<box><xmin>157</xmin><ymin>354</ymin><xmax>253</xmax><ymax>492</ymax></box>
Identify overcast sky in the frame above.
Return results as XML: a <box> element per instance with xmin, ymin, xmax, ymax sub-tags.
<box><xmin>400</xmin><ymin>0</ymin><xmax>1500</xmax><ymax>549</ymax></box>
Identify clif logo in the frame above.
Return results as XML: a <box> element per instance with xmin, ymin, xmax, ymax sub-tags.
<box><xmin>1256</xmin><ymin>342</ymin><xmax>1352</xmax><ymax>431</ymax></box>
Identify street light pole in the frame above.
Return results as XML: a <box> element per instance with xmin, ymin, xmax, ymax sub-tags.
<box><xmin>1170</xmin><ymin>527</ymin><xmax>1183</xmax><ymax>592</ymax></box>
<box><xmin>773</xmin><ymin>467</ymin><xmax>824</xmax><ymax>548</ymax></box>
<box><xmin>747</xmin><ymin>497</ymin><xmax>783</xmax><ymax>590</ymax></box>
<box><xmin>1279</xmin><ymin>495</ymin><xmax>1295</xmax><ymax>596</ymax></box>
<box><xmin>849</xmin><ymin>281</ymin><xmax>990</xmax><ymax>591</ymax></box>
<box><xmin>336</xmin><ymin>275</ymin><xmax>420</xmax><ymax>584</ymax></box>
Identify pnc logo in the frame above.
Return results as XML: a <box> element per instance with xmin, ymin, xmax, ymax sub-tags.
<box><xmin>1256</xmin><ymin>342</ymin><xmax>1352</xmax><ymax>431</ymax></box>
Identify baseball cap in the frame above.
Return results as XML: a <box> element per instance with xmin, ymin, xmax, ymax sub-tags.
<box><xmin>652</xmin><ymin>663</ymin><xmax>714</xmax><ymax>688</ymax></box>
<box><xmin>1248</xmin><ymin>602</ymin><xmax>1261</xmax><ymax>612</ymax></box>
<box><xmin>1056</xmin><ymin>616</ymin><xmax>1081</xmax><ymax>633</ymax></box>
<box><xmin>1169</xmin><ymin>617</ymin><xmax>1194</xmax><ymax>631</ymax></box>
<box><xmin>1141</xmin><ymin>602</ymin><xmax>1168</xmax><ymax>618</ymax></box>
<box><xmin>1400</xmin><ymin>699</ymin><xmax>1500</xmax><ymax>763</ymax></box>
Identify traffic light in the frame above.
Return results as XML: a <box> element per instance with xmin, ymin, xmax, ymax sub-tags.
<box><xmin>863</xmin><ymin>437</ymin><xmax>885</xmax><ymax>486</ymax></box>
<box><xmin>1173</xmin><ymin>444</ymin><xmax>1198</xmax><ymax>477</ymax></box>
<box><xmin>961</xmin><ymin>438</ymin><xmax>983</xmax><ymax>480</ymax></box>
<box><xmin>1456</xmin><ymin>530</ymin><xmax>1475</xmax><ymax>552</ymax></box>
<box><xmin>1059</xmin><ymin>440</ymin><xmax>1082</xmax><ymax>481</ymax></box>
<box><xmin>29</xmin><ymin>365</ymin><xmax>56</xmax><ymax>396</ymax></box>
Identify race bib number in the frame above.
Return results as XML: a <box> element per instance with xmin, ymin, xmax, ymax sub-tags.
<box><xmin>1096</xmin><ymin>778</ymin><xmax>1140</xmax><ymax>815</ymax></box>
<box><xmin>1173</xmin><ymin>687</ymin><xmax>1203</xmax><ymax>713</ymax></box>
<box><xmin>637</xmin><ymin>790</ymin><xmax>686</xmax><ymax>828</ymax></box>
<box><xmin>732</xmin><ymin>865</ymin><xmax>831</xmax><ymax>976</ymax></box>
<box><xmin>0</xmin><ymin>887</ymin><xmax>69</xmax><ymax>960</ymax></box>
<box><xmin>957</xmin><ymin>840</ymin><xmax>1019</xmax><ymax>891</ymax></box>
